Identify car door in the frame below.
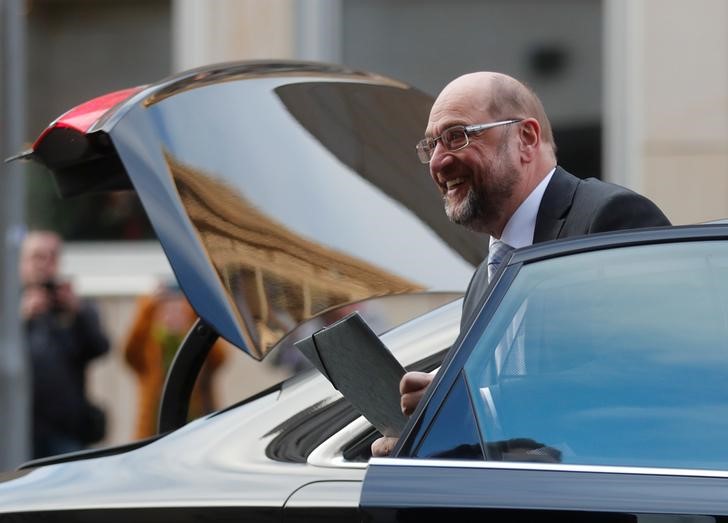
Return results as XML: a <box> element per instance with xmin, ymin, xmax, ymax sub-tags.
<box><xmin>362</xmin><ymin>229</ymin><xmax>728</xmax><ymax>521</ymax></box>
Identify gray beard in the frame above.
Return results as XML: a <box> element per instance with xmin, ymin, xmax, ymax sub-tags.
<box><xmin>445</xmin><ymin>186</ymin><xmax>485</xmax><ymax>230</ymax></box>
<box><xmin>443</xmin><ymin>137</ymin><xmax>518</xmax><ymax>233</ymax></box>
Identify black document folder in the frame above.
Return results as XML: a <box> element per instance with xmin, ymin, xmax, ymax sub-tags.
<box><xmin>294</xmin><ymin>312</ymin><xmax>407</xmax><ymax>437</ymax></box>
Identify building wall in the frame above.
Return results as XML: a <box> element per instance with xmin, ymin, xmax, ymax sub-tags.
<box><xmin>641</xmin><ymin>0</ymin><xmax>728</xmax><ymax>224</ymax></box>
<box><xmin>27</xmin><ymin>0</ymin><xmax>171</xmax><ymax>138</ymax></box>
<box><xmin>339</xmin><ymin>0</ymin><xmax>602</xmax><ymax>122</ymax></box>
<box><xmin>172</xmin><ymin>0</ymin><xmax>295</xmax><ymax>71</ymax></box>
<box><xmin>605</xmin><ymin>0</ymin><xmax>728</xmax><ymax>224</ymax></box>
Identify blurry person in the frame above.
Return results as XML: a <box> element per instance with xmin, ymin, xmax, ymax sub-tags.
<box><xmin>122</xmin><ymin>282</ymin><xmax>228</xmax><ymax>439</ymax></box>
<box><xmin>20</xmin><ymin>230</ymin><xmax>110</xmax><ymax>459</ymax></box>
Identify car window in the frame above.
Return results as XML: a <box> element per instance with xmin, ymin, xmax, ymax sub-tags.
<box><xmin>460</xmin><ymin>241</ymin><xmax>728</xmax><ymax>470</ymax></box>
<box><xmin>411</xmin><ymin>372</ymin><xmax>483</xmax><ymax>460</ymax></box>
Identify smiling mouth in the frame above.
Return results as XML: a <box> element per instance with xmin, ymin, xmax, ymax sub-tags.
<box><xmin>445</xmin><ymin>177</ymin><xmax>465</xmax><ymax>193</ymax></box>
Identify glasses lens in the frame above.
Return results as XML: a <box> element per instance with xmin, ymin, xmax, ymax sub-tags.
<box><xmin>416</xmin><ymin>139</ymin><xmax>433</xmax><ymax>164</ymax></box>
<box><xmin>442</xmin><ymin>127</ymin><xmax>468</xmax><ymax>150</ymax></box>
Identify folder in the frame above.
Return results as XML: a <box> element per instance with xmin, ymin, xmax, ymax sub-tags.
<box><xmin>294</xmin><ymin>312</ymin><xmax>407</xmax><ymax>437</ymax></box>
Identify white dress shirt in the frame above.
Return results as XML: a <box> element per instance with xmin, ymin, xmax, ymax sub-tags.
<box><xmin>489</xmin><ymin>167</ymin><xmax>556</xmax><ymax>251</ymax></box>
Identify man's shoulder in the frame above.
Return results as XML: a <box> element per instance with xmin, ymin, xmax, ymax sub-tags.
<box><xmin>546</xmin><ymin>166</ymin><xmax>671</xmax><ymax>235</ymax></box>
<box><xmin>545</xmin><ymin>165</ymin><xmax>630</xmax><ymax>198</ymax></box>
<box><xmin>568</xmin><ymin>175</ymin><xmax>670</xmax><ymax>230</ymax></box>
<box><xmin>573</xmin><ymin>175</ymin><xmax>641</xmax><ymax>200</ymax></box>
<box><xmin>553</xmin><ymin>167</ymin><xmax>660</xmax><ymax>210</ymax></box>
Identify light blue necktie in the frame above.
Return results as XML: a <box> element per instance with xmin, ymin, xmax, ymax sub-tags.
<box><xmin>487</xmin><ymin>240</ymin><xmax>514</xmax><ymax>282</ymax></box>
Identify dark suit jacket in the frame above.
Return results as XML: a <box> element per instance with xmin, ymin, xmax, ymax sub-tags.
<box><xmin>459</xmin><ymin>166</ymin><xmax>671</xmax><ymax>329</ymax></box>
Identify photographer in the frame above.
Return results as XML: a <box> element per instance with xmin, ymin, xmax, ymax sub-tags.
<box><xmin>19</xmin><ymin>230</ymin><xmax>110</xmax><ymax>459</ymax></box>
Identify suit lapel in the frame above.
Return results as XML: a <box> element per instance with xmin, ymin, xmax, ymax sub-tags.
<box><xmin>533</xmin><ymin>166</ymin><xmax>579</xmax><ymax>243</ymax></box>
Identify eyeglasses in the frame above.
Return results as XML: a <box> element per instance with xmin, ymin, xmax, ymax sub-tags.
<box><xmin>415</xmin><ymin>119</ymin><xmax>522</xmax><ymax>164</ymax></box>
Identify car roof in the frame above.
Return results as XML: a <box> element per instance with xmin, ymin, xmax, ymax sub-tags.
<box><xmin>508</xmin><ymin>223</ymin><xmax>728</xmax><ymax>267</ymax></box>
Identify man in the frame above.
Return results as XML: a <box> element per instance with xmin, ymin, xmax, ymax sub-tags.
<box><xmin>20</xmin><ymin>230</ymin><xmax>110</xmax><ymax>458</ymax></box>
<box><xmin>371</xmin><ymin>71</ymin><xmax>670</xmax><ymax>457</ymax></box>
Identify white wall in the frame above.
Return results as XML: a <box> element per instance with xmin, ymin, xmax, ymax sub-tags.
<box><xmin>605</xmin><ymin>0</ymin><xmax>728</xmax><ymax>224</ymax></box>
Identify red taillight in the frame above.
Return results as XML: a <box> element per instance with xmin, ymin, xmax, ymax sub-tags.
<box><xmin>32</xmin><ymin>86</ymin><xmax>143</xmax><ymax>149</ymax></box>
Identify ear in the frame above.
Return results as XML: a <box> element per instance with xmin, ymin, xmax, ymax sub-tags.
<box><xmin>518</xmin><ymin>118</ymin><xmax>541</xmax><ymax>161</ymax></box>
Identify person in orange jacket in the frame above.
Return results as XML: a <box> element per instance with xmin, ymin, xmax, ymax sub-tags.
<box><xmin>123</xmin><ymin>283</ymin><xmax>228</xmax><ymax>439</ymax></box>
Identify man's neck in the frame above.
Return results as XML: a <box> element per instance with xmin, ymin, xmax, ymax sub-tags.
<box><xmin>491</xmin><ymin>166</ymin><xmax>556</xmax><ymax>247</ymax></box>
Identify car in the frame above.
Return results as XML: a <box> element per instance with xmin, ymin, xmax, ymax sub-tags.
<box><xmin>5</xmin><ymin>60</ymin><xmax>728</xmax><ymax>522</ymax></box>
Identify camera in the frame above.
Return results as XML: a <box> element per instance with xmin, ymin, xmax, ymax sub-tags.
<box><xmin>42</xmin><ymin>280</ymin><xmax>58</xmax><ymax>293</ymax></box>
<box><xmin>41</xmin><ymin>280</ymin><xmax>63</xmax><ymax>312</ymax></box>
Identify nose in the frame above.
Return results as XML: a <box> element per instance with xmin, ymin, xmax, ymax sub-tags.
<box><xmin>429</xmin><ymin>141</ymin><xmax>454</xmax><ymax>175</ymax></box>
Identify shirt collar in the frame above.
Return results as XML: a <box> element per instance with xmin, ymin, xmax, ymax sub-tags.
<box><xmin>491</xmin><ymin>167</ymin><xmax>556</xmax><ymax>250</ymax></box>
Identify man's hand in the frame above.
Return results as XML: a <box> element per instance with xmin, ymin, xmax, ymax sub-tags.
<box><xmin>20</xmin><ymin>287</ymin><xmax>51</xmax><ymax>320</ymax></box>
<box><xmin>371</xmin><ymin>436</ymin><xmax>398</xmax><ymax>457</ymax></box>
<box><xmin>370</xmin><ymin>370</ymin><xmax>436</xmax><ymax>457</ymax></box>
<box><xmin>54</xmin><ymin>281</ymin><xmax>79</xmax><ymax>314</ymax></box>
<box><xmin>400</xmin><ymin>371</ymin><xmax>434</xmax><ymax>415</ymax></box>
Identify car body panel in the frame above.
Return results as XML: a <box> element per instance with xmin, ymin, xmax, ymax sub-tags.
<box><xmin>285</xmin><ymin>480</ymin><xmax>362</xmax><ymax>507</ymax></box>
<box><xmin>363</xmin><ymin>459</ymin><xmax>728</xmax><ymax>519</ymax></box>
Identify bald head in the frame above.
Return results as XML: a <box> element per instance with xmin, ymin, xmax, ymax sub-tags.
<box><xmin>433</xmin><ymin>72</ymin><xmax>556</xmax><ymax>157</ymax></box>
<box><xmin>426</xmin><ymin>72</ymin><xmax>558</xmax><ymax>237</ymax></box>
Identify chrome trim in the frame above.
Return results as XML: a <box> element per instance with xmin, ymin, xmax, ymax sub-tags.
<box><xmin>307</xmin><ymin>417</ymin><xmax>370</xmax><ymax>470</ymax></box>
<box><xmin>91</xmin><ymin>61</ymin><xmax>407</xmax><ymax>134</ymax></box>
<box><xmin>371</xmin><ymin>457</ymin><xmax>728</xmax><ymax>478</ymax></box>
<box><xmin>284</xmin><ymin>480</ymin><xmax>362</xmax><ymax>508</ymax></box>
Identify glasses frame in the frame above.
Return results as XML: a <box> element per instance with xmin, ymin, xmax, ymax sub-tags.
<box><xmin>416</xmin><ymin>119</ymin><xmax>523</xmax><ymax>164</ymax></box>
